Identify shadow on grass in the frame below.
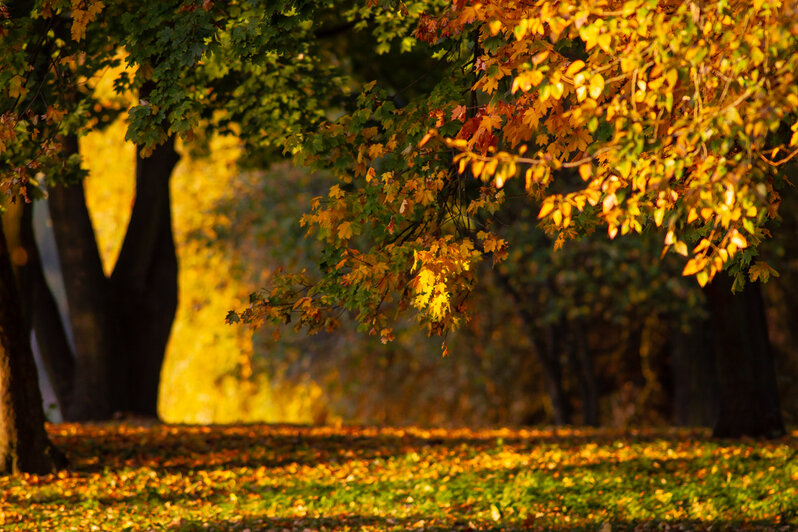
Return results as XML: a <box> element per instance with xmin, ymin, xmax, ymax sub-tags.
<box><xmin>167</xmin><ymin>515</ymin><xmax>790</xmax><ymax>531</ymax></box>
<box><xmin>51</xmin><ymin>424</ymin><xmax>746</xmax><ymax>475</ymax></box>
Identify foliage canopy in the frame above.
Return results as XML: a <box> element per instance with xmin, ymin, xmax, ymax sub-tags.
<box><xmin>232</xmin><ymin>0</ymin><xmax>798</xmax><ymax>342</ymax></box>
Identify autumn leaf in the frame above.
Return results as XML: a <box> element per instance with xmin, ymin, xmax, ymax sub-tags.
<box><xmin>337</xmin><ymin>221</ymin><xmax>353</xmax><ymax>240</ymax></box>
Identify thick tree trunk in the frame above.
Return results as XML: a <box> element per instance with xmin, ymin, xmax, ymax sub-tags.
<box><xmin>571</xmin><ymin>317</ymin><xmax>599</xmax><ymax>426</ymax></box>
<box><xmin>0</xmin><ymin>219</ymin><xmax>65</xmax><ymax>475</ymax></box>
<box><xmin>2</xmin><ymin>198</ymin><xmax>75</xmax><ymax>411</ymax></box>
<box><xmin>48</xmin><ymin>137</ymin><xmax>116</xmax><ymax>420</ymax></box>
<box><xmin>541</xmin><ymin>323</ymin><xmax>571</xmax><ymax>425</ymax></box>
<box><xmin>47</xmin><ymin>134</ymin><xmax>180</xmax><ymax>420</ymax></box>
<box><xmin>671</xmin><ymin>318</ymin><xmax>718</xmax><ymax>427</ymax></box>
<box><xmin>705</xmin><ymin>273</ymin><xmax>785</xmax><ymax>438</ymax></box>
<box><xmin>110</xmin><ymin>138</ymin><xmax>180</xmax><ymax>415</ymax></box>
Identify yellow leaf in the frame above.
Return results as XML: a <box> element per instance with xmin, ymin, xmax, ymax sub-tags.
<box><xmin>8</xmin><ymin>75</ymin><xmax>26</xmax><ymax>99</ymax></box>
<box><xmin>565</xmin><ymin>60</ymin><xmax>586</xmax><ymax>77</ymax></box>
<box><xmin>550</xmin><ymin>81</ymin><xmax>564</xmax><ymax>100</ymax></box>
<box><xmin>589</xmin><ymin>74</ymin><xmax>605</xmax><ymax>99</ymax></box>
<box><xmin>488</xmin><ymin>19</ymin><xmax>502</xmax><ymax>35</ymax></box>
<box><xmin>490</xmin><ymin>504</ymin><xmax>502</xmax><ymax>522</ymax></box>
<box><xmin>654</xmin><ymin>208</ymin><xmax>665</xmax><ymax>227</ymax></box>
<box><xmin>602</xmin><ymin>193</ymin><xmax>617</xmax><ymax>214</ymax></box>
<box><xmin>329</xmin><ymin>184</ymin><xmax>344</xmax><ymax>199</ymax></box>
<box><xmin>673</xmin><ymin>241</ymin><xmax>688</xmax><ymax>256</ymax></box>
<box><xmin>532</xmin><ymin>50</ymin><xmax>550</xmax><ymax>65</ymax></box>
<box><xmin>597</xmin><ymin>33</ymin><xmax>612</xmax><ymax>52</ymax></box>
<box><xmin>730</xmin><ymin>230</ymin><xmax>747</xmax><ymax>249</ymax></box>
<box><xmin>337</xmin><ymin>221</ymin><xmax>353</xmax><ymax>240</ymax></box>
<box><xmin>682</xmin><ymin>257</ymin><xmax>707</xmax><ymax>276</ymax></box>
<box><xmin>538</xmin><ymin>200</ymin><xmax>555</xmax><ymax>219</ymax></box>
<box><xmin>578</xmin><ymin>163</ymin><xmax>592</xmax><ymax>180</ymax></box>
<box><xmin>666</xmin><ymin>68</ymin><xmax>678</xmax><ymax>87</ymax></box>
<box><xmin>694</xmin><ymin>238</ymin><xmax>711</xmax><ymax>254</ymax></box>
<box><xmin>472</xmin><ymin>159</ymin><xmax>485</xmax><ymax>178</ymax></box>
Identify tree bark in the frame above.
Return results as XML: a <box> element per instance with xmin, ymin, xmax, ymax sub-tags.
<box><xmin>671</xmin><ymin>318</ymin><xmax>718</xmax><ymax>427</ymax></box>
<box><xmin>571</xmin><ymin>317</ymin><xmax>599</xmax><ymax>426</ymax></box>
<box><xmin>705</xmin><ymin>272</ymin><xmax>785</xmax><ymax>438</ymax></box>
<box><xmin>47</xmin><ymin>134</ymin><xmax>180</xmax><ymax>420</ymax></box>
<box><xmin>110</xmin><ymin>138</ymin><xmax>180</xmax><ymax>415</ymax></box>
<box><xmin>538</xmin><ymin>323</ymin><xmax>571</xmax><ymax>425</ymax></box>
<box><xmin>48</xmin><ymin>137</ymin><xmax>116</xmax><ymax>420</ymax></box>
<box><xmin>0</xmin><ymin>218</ymin><xmax>65</xmax><ymax>475</ymax></box>
<box><xmin>2</xmin><ymin>197</ymin><xmax>75</xmax><ymax>411</ymax></box>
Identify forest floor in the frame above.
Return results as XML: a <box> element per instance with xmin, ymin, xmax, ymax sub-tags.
<box><xmin>2</xmin><ymin>424</ymin><xmax>797</xmax><ymax>531</ymax></box>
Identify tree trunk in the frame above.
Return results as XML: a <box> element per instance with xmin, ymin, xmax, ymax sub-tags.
<box><xmin>0</xmin><ymin>218</ymin><xmax>65</xmax><ymax>475</ymax></box>
<box><xmin>110</xmin><ymin>138</ymin><xmax>180</xmax><ymax>415</ymax></box>
<box><xmin>541</xmin><ymin>323</ymin><xmax>571</xmax><ymax>425</ymax></box>
<box><xmin>492</xmin><ymin>269</ymin><xmax>571</xmax><ymax>425</ymax></box>
<box><xmin>571</xmin><ymin>317</ymin><xmax>599</xmax><ymax>426</ymax></box>
<box><xmin>47</xmin><ymin>134</ymin><xmax>180</xmax><ymax>420</ymax></box>
<box><xmin>48</xmin><ymin>138</ymin><xmax>116</xmax><ymax>420</ymax></box>
<box><xmin>671</xmin><ymin>318</ymin><xmax>718</xmax><ymax>427</ymax></box>
<box><xmin>705</xmin><ymin>272</ymin><xmax>785</xmax><ymax>438</ymax></box>
<box><xmin>2</xmin><ymin>197</ymin><xmax>75</xmax><ymax>411</ymax></box>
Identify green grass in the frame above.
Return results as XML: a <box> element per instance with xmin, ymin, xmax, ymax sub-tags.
<box><xmin>2</xmin><ymin>424</ymin><xmax>796</xmax><ymax>530</ymax></box>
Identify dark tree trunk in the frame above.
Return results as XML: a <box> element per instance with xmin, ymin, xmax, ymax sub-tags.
<box><xmin>541</xmin><ymin>323</ymin><xmax>571</xmax><ymax>425</ymax></box>
<box><xmin>2</xmin><ymin>197</ymin><xmax>75</xmax><ymax>411</ymax></box>
<box><xmin>110</xmin><ymin>139</ymin><xmax>180</xmax><ymax>415</ymax></box>
<box><xmin>492</xmin><ymin>270</ymin><xmax>571</xmax><ymax>425</ymax></box>
<box><xmin>671</xmin><ymin>318</ymin><xmax>718</xmax><ymax>427</ymax></box>
<box><xmin>571</xmin><ymin>317</ymin><xmax>599</xmax><ymax>426</ymax></box>
<box><xmin>0</xmin><ymin>219</ymin><xmax>65</xmax><ymax>475</ymax></box>
<box><xmin>47</xmin><ymin>134</ymin><xmax>180</xmax><ymax>420</ymax></box>
<box><xmin>48</xmin><ymin>138</ymin><xmax>115</xmax><ymax>420</ymax></box>
<box><xmin>705</xmin><ymin>273</ymin><xmax>785</xmax><ymax>438</ymax></box>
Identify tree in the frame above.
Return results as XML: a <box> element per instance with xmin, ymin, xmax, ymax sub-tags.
<box><xmin>2</xmin><ymin>0</ymin><xmax>347</xmax><ymax>421</ymax></box>
<box><xmin>0</xmin><ymin>216</ymin><xmax>66</xmax><ymax>474</ymax></box>
<box><xmin>235</xmin><ymin>0</ymin><xmax>797</xmax><ymax>437</ymax></box>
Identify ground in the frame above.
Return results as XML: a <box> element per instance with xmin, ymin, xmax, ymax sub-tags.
<box><xmin>2</xmin><ymin>423</ymin><xmax>797</xmax><ymax>531</ymax></box>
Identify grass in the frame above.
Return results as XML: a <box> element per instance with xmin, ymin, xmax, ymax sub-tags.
<box><xmin>2</xmin><ymin>424</ymin><xmax>796</xmax><ymax>530</ymax></box>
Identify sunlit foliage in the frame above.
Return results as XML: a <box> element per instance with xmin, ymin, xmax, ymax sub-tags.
<box><xmin>233</xmin><ymin>0</ymin><xmax>798</xmax><ymax>342</ymax></box>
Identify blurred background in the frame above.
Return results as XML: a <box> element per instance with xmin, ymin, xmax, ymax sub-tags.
<box><xmin>14</xmin><ymin>13</ymin><xmax>795</xmax><ymax>431</ymax></box>
<box><xmin>31</xmin><ymin>80</ymin><xmax>798</xmax><ymax>429</ymax></box>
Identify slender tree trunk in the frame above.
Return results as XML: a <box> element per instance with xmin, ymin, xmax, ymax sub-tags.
<box><xmin>0</xmin><ymin>219</ymin><xmax>65</xmax><ymax>475</ymax></box>
<box><xmin>2</xmin><ymin>197</ymin><xmax>75</xmax><ymax>411</ymax></box>
<box><xmin>705</xmin><ymin>273</ymin><xmax>785</xmax><ymax>438</ymax></box>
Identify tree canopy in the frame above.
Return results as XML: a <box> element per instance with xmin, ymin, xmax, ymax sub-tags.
<box><xmin>231</xmin><ymin>0</ymin><xmax>798</xmax><ymax>342</ymax></box>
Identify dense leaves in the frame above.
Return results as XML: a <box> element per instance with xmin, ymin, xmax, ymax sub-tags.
<box><xmin>2</xmin><ymin>423</ymin><xmax>796</xmax><ymax>530</ymax></box>
<box><xmin>232</xmin><ymin>0</ymin><xmax>798</xmax><ymax>340</ymax></box>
